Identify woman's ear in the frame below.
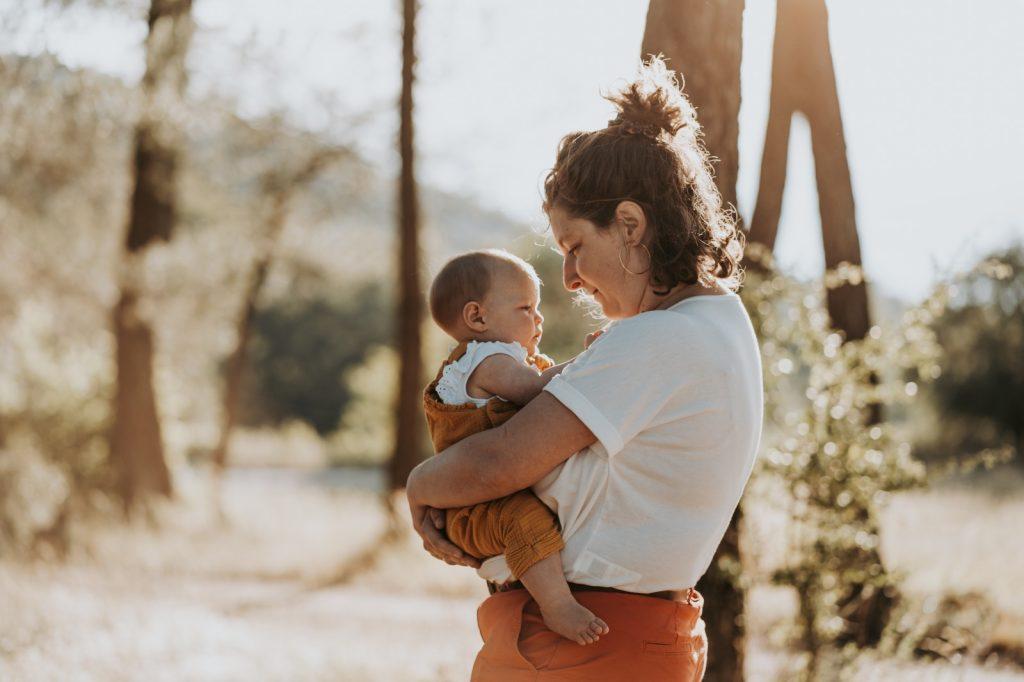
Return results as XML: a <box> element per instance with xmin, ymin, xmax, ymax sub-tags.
<box><xmin>462</xmin><ymin>301</ymin><xmax>487</xmax><ymax>333</ymax></box>
<box><xmin>614</xmin><ymin>201</ymin><xmax>647</xmax><ymax>245</ymax></box>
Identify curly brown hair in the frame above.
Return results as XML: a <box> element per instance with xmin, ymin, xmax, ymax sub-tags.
<box><xmin>543</xmin><ymin>57</ymin><xmax>744</xmax><ymax>293</ymax></box>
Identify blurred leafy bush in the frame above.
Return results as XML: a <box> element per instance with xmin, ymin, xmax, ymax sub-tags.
<box><xmin>240</xmin><ymin>279</ymin><xmax>391</xmax><ymax>435</ymax></box>
<box><xmin>743</xmin><ymin>246</ymin><xmax>936</xmax><ymax>677</ymax></box>
<box><xmin>743</xmin><ymin>244</ymin><xmax>1018</xmax><ymax>678</ymax></box>
<box><xmin>330</xmin><ymin>345</ymin><xmax>398</xmax><ymax>465</ymax></box>
<box><xmin>920</xmin><ymin>247</ymin><xmax>1024</xmax><ymax>462</ymax></box>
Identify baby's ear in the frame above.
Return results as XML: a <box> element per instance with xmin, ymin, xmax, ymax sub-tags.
<box><xmin>463</xmin><ymin>301</ymin><xmax>487</xmax><ymax>332</ymax></box>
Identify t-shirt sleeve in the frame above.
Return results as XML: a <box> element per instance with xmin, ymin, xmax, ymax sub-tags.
<box><xmin>543</xmin><ymin>314</ymin><xmax>696</xmax><ymax>457</ymax></box>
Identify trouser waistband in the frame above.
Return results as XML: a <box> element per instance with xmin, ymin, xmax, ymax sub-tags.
<box><xmin>489</xmin><ymin>580</ymin><xmax>698</xmax><ymax>603</ymax></box>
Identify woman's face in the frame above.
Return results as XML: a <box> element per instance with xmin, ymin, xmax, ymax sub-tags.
<box><xmin>548</xmin><ymin>205</ymin><xmax>647</xmax><ymax>320</ymax></box>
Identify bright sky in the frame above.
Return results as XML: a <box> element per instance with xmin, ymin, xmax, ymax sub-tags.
<box><xmin>7</xmin><ymin>0</ymin><xmax>1023</xmax><ymax>301</ymax></box>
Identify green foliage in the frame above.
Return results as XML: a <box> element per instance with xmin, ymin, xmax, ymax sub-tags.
<box><xmin>241</xmin><ymin>279</ymin><xmax>391</xmax><ymax>435</ymax></box>
<box><xmin>0</xmin><ymin>299</ymin><xmax>112</xmax><ymax>552</ymax></box>
<box><xmin>744</xmin><ymin>245</ymin><xmax>1019</xmax><ymax>677</ymax></box>
<box><xmin>330</xmin><ymin>345</ymin><xmax>398</xmax><ymax>465</ymax></box>
<box><xmin>926</xmin><ymin>247</ymin><xmax>1024</xmax><ymax>457</ymax></box>
<box><xmin>743</xmin><ymin>247</ymin><xmax>938</xmax><ymax>676</ymax></box>
<box><xmin>0</xmin><ymin>300</ymin><xmax>112</xmax><ymax>483</ymax></box>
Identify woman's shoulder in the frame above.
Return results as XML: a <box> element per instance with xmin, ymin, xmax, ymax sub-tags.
<box><xmin>604</xmin><ymin>306</ymin><xmax>702</xmax><ymax>341</ymax></box>
<box><xmin>600</xmin><ymin>295</ymin><xmax>743</xmax><ymax>360</ymax></box>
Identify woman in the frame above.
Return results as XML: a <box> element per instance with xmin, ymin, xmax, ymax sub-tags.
<box><xmin>406</xmin><ymin>58</ymin><xmax>763</xmax><ymax>681</ymax></box>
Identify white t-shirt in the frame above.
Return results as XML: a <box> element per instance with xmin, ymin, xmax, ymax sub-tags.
<box><xmin>477</xmin><ymin>291</ymin><xmax>763</xmax><ymax>592</ymax></box>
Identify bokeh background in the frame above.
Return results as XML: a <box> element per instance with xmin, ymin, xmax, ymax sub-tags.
<box><xmin>1</xmin><ymin>1</ymin><xmax>1022</xmax><ymax>680</ymax></box>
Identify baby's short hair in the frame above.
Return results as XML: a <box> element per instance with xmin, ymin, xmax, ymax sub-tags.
<box><xmin>429</xmin><ymin>249</ymin><xmax>539</xmax><ymax>334</ymax></box>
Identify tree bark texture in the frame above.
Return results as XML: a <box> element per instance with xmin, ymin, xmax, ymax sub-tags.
<box><xmin>642</xmin><ymin>3</ymin><xmax>746</xmax><ymax>680</ymax></box>
<box><xmin>641</xmin><ymin>0</ymin><xmax>744</xmax><ymax>216</ymax></box>
<box><xmin>110</xmin><ymin>0</ymin><xmax>193</xmax><ymax>509</ymax></box>
<box><xmin>748</xmin><ymin>0</ymin><xmax>871</xmax><ymax>341</ymax></box>
<box><xmin>112</xmin><ymin>290</ymin><xmax>172</xmax><ymax>504</ymax></box>
<box><xmin>389</xmin><ymin>0</ymin><xmax>426</xmax><ymax>491</ymax></box>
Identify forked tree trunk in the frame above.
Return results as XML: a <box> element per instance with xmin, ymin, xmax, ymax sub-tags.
<box><xmin>642</xmin><ymin>3</ymin><xmax>746</xmax><ymax>681</ymax></box>
<box><xmin>110</xmin><ymin>0</ymin><xmax>193</xmax><ymax>510</ymax></box>
<box><xmin>389</xmin><ymin>0</ymin><xmax>426</xmax><ymax>491</ymax></box>
<box><xmin>748</xmin><ymin>0</ymin><xmax>870</xmax><ymax>341</ymax></box>
<box><xmin>212</xmin><ymin>148</ymin><xmax>345</xmax><ymax>474</ymax></box>
<box><xmin>210</xmin><ymin>196</ymin><xmax>285</xmax><ymax>475</ymax></box>
<box><xmin>750</xmin><ymin>0</ymin><xmax>889</xmax><ymax>650</ymax></box>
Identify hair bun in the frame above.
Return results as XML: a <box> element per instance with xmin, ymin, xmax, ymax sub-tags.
<box><xmin>606</xmin><ymin>56</ymin><xmax>694</xmax><ymax>140</ymax></box>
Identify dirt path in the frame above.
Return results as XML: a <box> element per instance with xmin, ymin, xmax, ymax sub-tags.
<box><xmin>1</xmin><ymin>563</ymin><xmax>483</xmax><ymax>681</ymax></box>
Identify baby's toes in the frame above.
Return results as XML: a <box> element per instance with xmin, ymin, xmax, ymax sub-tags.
<box><xmin>591</xmin><ymin>618</ymin><xmax>610</xmax><ymax>635</ymax></box>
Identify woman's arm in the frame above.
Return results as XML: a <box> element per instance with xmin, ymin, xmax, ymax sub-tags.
<box><xmin>406</xmin><ymin>392</ymin><xmax>595</xmax><ymax>565</ymax></box>
<box><xmin>407</xmin><ymin>392</ymin><xmax>596</xmax><ymax>509</ymax></box>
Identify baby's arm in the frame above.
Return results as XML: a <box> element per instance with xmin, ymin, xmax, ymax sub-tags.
<box><xmin>469</xmin><ymin>354</ymin><xmax>564</xmax><ymax>406</ymax></box>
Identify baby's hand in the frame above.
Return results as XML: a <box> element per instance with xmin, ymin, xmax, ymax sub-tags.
<box><xmin>584</xmin><ymin>329</ymin><xmax>605</xmax><ymax>349</ymax></box>
<box><xmin>528</xmin><ymin>352</ymin><xmax>555</xmax><ymax>372</ymax></box>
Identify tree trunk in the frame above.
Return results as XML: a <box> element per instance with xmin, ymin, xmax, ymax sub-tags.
<box><xmin>389</xmin><ymin>0</ymin><xmax>425</xmax><ymax>492</ymax></box>
<box><xmin>641</xmin><ymin>0</ymin><xmax>744</xmax><ymax>216</ymax></box>
<box><xmin>112</xmin><ymin>290</ymin><xmax>172</xmax><ymax>505</ymax></box>
<box><xmin>110</xmin><ymin>0</ymin><xmax>193</xmax><ymax>510</ymax></box>
<box><xmin>642</xmin><ymin>3</ymin><xmax>746</xmax><ymax>680</ymax></box>
<box><xmin>210</xmin><ymin>197</ymin><xmax>284</xmax><ymax>474</ymax></box>
<box><xmin>748</xmin><ymin>0</ymin><xmax>870</xmax><ymax>341</ymax></box>
<box><xmin>750</xmin><ymin>0</ymin><xmax>890</xmax><ymax>651</ymax></box>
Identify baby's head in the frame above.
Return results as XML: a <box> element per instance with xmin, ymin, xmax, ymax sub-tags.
<box><xmin>429</xmin><ymin>249</ymin><xmax>544</xmax><ymax>356</ymax></box>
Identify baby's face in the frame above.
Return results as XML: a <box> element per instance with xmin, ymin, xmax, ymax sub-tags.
<box><xmin>483</xmin><ymin>269</ymin><xmax>544</xmax><ymax>356</ymax></box>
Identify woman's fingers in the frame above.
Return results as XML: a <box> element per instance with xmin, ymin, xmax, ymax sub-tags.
<box><xmin>408</xmin><ymin>497</ymin><xmax>480</xmax><ymax>568</ymax></box>
<box><xmin>420</xmin><ymin>514</ymin><xmax>481</xmax><ymax>568</ymax></box>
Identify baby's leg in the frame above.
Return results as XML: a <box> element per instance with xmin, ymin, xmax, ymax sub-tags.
<box><xmin>519</xmin><ymin>553</ymin><xmax>610</xmax><ymax>645</ymax></box>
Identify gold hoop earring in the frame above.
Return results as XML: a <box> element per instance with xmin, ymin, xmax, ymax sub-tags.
<box><xmin>618</xmin><ymin>243</ymin><xmax>652</xmax><ymax>276</ymax></box>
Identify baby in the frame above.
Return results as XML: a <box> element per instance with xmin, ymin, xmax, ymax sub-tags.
<box><xmin>422</xmin><ymin>249</ymin><xmax>609</xmax><ymax>645</ymax></box>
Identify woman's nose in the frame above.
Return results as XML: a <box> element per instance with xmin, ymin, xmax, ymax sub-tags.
<box><xmin>563</xmin><ymin>259</ymin><xmax>581</xmax><ymax>291</ymax></box>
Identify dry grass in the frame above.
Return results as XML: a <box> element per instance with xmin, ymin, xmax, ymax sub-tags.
<box><xmin>2</xmin><ymin>466</ymin><xmax>1023</xmax><ymax>681</ymax></box>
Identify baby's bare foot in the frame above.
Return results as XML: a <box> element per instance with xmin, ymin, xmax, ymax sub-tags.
<box><xmin>540</xmin><ymin>598</ymin><xmax>610</xmax><ymax>645</ymax></box>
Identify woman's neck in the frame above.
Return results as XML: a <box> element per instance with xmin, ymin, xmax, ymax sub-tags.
<box><xmin>642</xmin><ymin>280</ymin><xmax>727</xmax><ymax>313</ymax></box>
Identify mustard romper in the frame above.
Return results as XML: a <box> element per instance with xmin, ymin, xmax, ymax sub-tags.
<box><xmin>422</xmin><ymin>341</ymin><xmax>564</xmax><ymax>579</ymax></box>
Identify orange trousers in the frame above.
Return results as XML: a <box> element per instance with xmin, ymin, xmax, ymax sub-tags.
<box><xmin>471</xmin><ymin>588</ymin><xmax>707</xmax><ymax>681</ymax></box>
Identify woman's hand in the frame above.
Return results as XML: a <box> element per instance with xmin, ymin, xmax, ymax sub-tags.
<box><xmin>407</xmin><ymin>494</ymin><xmax>481</xmax><ymax>568</ymax></box>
